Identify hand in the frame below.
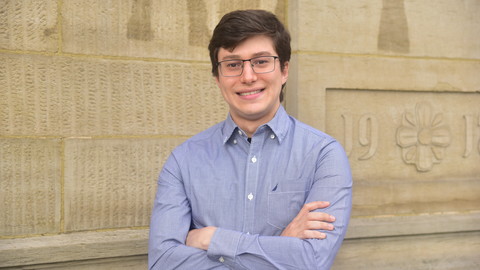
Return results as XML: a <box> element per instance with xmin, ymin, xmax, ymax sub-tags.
<box><xmin>186</xmin><ymin>226</ymin><xmax>217</xmax><ymax>250</ymax></box>
<box><xmin>280</xmin><ymin>201</ymin><xmax>335</xmax><ymax>239</ymax></box>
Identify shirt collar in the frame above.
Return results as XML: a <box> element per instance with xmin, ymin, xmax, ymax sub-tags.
<box><xmin>222</xmin><ymin>113</ymin><xmax>239</xmax><ymax>144</ymax></box>
<box><xmin>266</xmin><ymin>105</ymin><xmax>289</xmax><ymax>144</ymax></box>
<box><xmin>221</xmin><ymin>105</ymin><xmax>290</xmax><ymax>144</ymax></box>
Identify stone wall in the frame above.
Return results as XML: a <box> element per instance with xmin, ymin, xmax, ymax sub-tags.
<box><xmin>0</xmin><ymin>0</ymin><xmax>479</xmax><ymax>269</ymax></box>
<box><xmin>287</xmin><ymin>1</ymin><xmax>480</xmax><ymax>269</ymax></box>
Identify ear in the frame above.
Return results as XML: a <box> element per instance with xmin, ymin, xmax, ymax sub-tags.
<box><xmin>281</xmin><ymin>61</ymin><xmax>289</xmax><ymax>85</ymax></box>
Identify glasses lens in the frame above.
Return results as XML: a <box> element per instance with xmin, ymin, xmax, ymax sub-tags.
<box><xmin>220</xmin><ymin>60</ymin><xmax>243</xmax><ymax>76</ymax></box>
<box><xmin>218</xmin><ymin>56</ymin><xmax>276</xmax><ymax>77</ymax></box>
<box><xmin>251</xmin><ymin>56</ymin><xmax>275</xmax><ymax>74</ymax></box>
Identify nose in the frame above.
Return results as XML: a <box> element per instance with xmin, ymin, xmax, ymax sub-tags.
<box><xmin>240</xmin><ymin>61</ymin><xmax>257</xmax><ymax>83</ymax></box>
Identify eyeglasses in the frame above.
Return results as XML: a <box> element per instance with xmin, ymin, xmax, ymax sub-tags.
<box><xmin>217</xmin><ymin>56</ymin><xmax>279</xmax><ymax>77</ymax></box>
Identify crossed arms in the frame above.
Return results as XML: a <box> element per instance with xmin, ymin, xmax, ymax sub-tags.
<box><xmin>187</xmin><ymin>201</ymin><xmax>335</xmax><ymax>249</ymax></box>
<box><xmin>148</xmin><ymin>142</ymin><xmax>352</xmax><ymax>270</ymax></box>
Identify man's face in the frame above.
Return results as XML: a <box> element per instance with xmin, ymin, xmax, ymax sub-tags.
<box><xmin>215</xmin><ymin>35</ymin><xmax>289</xmax><ymax>127</ymax></box>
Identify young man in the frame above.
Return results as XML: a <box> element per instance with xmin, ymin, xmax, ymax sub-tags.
<box><xmin>149</xmin><ymin>10</ymin><xmax>352</xmax><ymax>270</ymax></box>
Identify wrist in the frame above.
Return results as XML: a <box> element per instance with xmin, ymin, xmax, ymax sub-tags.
<box><xmin>201</xmin><ymin>226</ymin><xmax>217</xmax><ymax>250</ymax></box>
<box><xmin>186</xmin><ymin>226</ymin><xmax>217</xmax><ymax>250</ymax></box>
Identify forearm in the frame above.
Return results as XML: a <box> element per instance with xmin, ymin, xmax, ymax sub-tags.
<box><xmin>186</xmin><ymin>221</ymin><xmax>326</xmax><ymax>268</ymax></box>
<box><xmin>149</xmin><ymin>156</ymin><xmax>227</xmax><ymax>269</ymax></box>
<box><xmin>149</xmin><ymin>205</ymin><xmax>226</xmax><ymax>270</ymax></box>
<box><xmin>149</xmin><ymin>240</ymin><xmax>226</xmax><ymax>270</ymax></box>
<box><xmin>207</xmin><ymin>186</ymin><xmax>352</xmax><ymax>270</ymax></box>
<box><xmin>207</xmin><ymin>228</ymin><xmax>343</xmax><ymax>270</ymax></box>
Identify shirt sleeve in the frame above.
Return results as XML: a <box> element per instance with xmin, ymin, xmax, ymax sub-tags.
<box><xmin>206</xmin><ymin>140</ymin><xmax>353</xmax><ymax>270</ymax></box>
<box><xmin>148</xmin><ymin>153</ymin><xmax>228</xmax><ymax>270</ymax></box>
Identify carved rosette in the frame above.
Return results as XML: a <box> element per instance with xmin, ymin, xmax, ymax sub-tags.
<box><xmin>396</xmin><ymin>102</ymin><xmax>451</xmax><ymax>172</ymax></box>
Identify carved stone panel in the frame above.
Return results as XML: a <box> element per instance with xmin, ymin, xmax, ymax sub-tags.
<box><xmin>326</xmin><ymin>89</ymin><xmax>480</xmax><ymax>179</ymax></box>
<box><xmin>325</xmin><ymin>89</ymin><xmax>480</xmax><ymax>216</ymax></box>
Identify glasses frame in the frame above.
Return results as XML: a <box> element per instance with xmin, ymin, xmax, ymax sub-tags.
<box><xmin>217</xmin><ymin>56</ymin><xmax>279</xmax><ymax>77</ymax></box>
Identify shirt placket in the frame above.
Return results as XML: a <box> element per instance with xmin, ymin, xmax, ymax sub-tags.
<box><xmin>242</xmin><ymin>130</ymin><xmax>263</xmax><ymax>235</ymax></box>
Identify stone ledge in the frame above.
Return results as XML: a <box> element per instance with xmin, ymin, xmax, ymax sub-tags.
<box><xmin>0</xmin><ymin>256</ymin><xmax>147</xmax><ymax>270</ymax></box>
<box><xmin>347</xmin><ymin>210</ymin><xmax>480</xmax><ymax>239</ymax></box>
<box><xmin>1</xmin><ymin>211</ymin><xmax>479</xmax><ymax>267</ymax></box>
<box><xmin>0</xmin><ymin>229</ymin><xmax>148</xmax><ymax>268</ymax></box>
<box><xmin>333</xmin><ymin>231</ymin><xmax>480</xmax><ymax>270</ymax></box>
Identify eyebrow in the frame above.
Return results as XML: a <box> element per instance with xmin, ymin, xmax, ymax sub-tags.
<box><xmin>220</xmin><ymin>51</ymin><xmax>273</xmax><ymax>61</ymax></box>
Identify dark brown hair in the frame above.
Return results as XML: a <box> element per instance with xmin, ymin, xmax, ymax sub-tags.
<box><xmin>208</xmin><ymin>10</ymin><xmax>291</xmax><ymax>90</ymax></box>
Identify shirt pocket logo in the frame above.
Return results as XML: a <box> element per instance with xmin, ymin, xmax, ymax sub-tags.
<box><xmin>267</xmin><ymin>180</ymin><xmax>308</xmax><ymax>229</ymax></box>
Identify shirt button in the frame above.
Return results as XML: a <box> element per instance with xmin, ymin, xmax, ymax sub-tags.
<box><xmin>247</xmin><ymin>193</ymin><xmax>254</xmax><ymax>200</ymax></box>
<box><xmin>251</xmin><ymin>156</ymin><xmax>257</xmax><ymax>163</ymax></box>
<box><xmin>233</xmin><ymin>139</ymin><xmax>237</xmax><ymax>144</ymax></box>
<box><xmin>238</xmin><ymin>130</ymin><xmax>243</xmax><ymax>135</ymax></box>
<box><xmin>270</xmin><ymin>134</ymin><xmax>275</xmax><ymax>139</ymax></box>
<box><xmin>219</xmin><ymin>256</ymin><xmax>225</xmax><ymax>263</ymax></box>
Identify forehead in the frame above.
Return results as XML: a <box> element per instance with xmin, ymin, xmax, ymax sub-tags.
<box><xmin>217</xmin><ymin>35</ymin><xmax>276</xmax><ymax>60</ymax></box>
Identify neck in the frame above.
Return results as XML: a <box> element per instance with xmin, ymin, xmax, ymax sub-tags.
<box><xmin>231</xmin><ymin>105</ymin><xmax>280</xmax><ymax>138</ymax></box>
<box><xmin>236</xmin><ymin>120</ymin><xmax>262</xmax><ymax>138</ymax></box>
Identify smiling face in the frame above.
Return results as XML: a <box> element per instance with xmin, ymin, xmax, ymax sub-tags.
<box><xmin>215</xmin><ymin>35</ymin><xmax>289</xmax><ymax>132</ymax></box>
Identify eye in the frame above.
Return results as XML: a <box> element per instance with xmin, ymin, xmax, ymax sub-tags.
<box><xmin>252</xmin><ymin>57</ymin><xmax>271</xmax><ymax>66</ymax></box>
<box><xmin>225</xmin><ymin>61</ymin><xmax>242</xmax><ymax>69</ymax></box>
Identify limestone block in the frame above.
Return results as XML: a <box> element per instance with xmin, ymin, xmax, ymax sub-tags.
<box><xmin>347</xmin><ymin>211</ymin><xmax>480</xmax><ymax>239</ymax></box>
<box><xmin>325</xmin><ymin>89</ymin><xmax>480</xmax><ymax>219</ymax></box>
<box><xmin>286</xmin><ymin>54</ymin><xmax>480</xmax><ymax>237</ymax></box>
<box><xmin>0</xmin><ymin>138</ymin><xmax>61</xmax><ymax>236</ymax></box>
<box><xmin>326</xmin><ymin>89</ymin><xmax>480</xmax><ymax>181</ymax></box>
<box><xmin>64</xmin><ymin>138</ymin><xmax>184</xmax><ymax>231</ymax></box>
<box><xmin>287</xmin><ymin>54</ymin><xmax>480</xmax><ymax>131</ymax></box>
<box><xmin>333</xmin><ymin>231</ymin><xmax>480</xmax><ymax>270</ymax></box>
<box><xmin>20</xmin><ymin>256</ymin><xmax>148</xmax><ymax>270</ymax></box>
<box><xmin>290</xmin><ymin>0</ymin><xmax>480</xmax><ymax>59</ymax></box>
<box><xmin>0</xmin><ymin>229</ymin><xmax>147</xmax><ymax>268</ymax></box>
<box><xmin>0</xmin><ymin>0</ymin><xmax>58</xmax><ymax>52</ymax></box>
<box><xmin>61</xmin><ymin>0</ymin><xmax>285</xmax><ymax>60</ymax></box>
<box><xmin>0</xmin><ymin>53</ymin><xmax>227</xmax><ymax>136</ymax></box>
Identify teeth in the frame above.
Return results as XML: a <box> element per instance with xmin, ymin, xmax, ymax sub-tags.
<box><xmin>239</xmin><ymin>89</ymin><xmax>262</xmax><ymax>96</ymax></box>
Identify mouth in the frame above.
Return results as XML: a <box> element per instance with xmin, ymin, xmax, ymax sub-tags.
<box><xmin>237</xmin><ymin>88</ymin><xmax>265</xmax><ymax>96</ymax></box>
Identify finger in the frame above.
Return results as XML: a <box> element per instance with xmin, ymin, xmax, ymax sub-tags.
<box><xmin>301</xmin><ymin>230</ymin><xmax>327</xmax><ymax>240</ymax></box>
<box><xmin>307</xmin><ymin>212</ymin><xmax>336</xmax><ymax>222</ymax></box>
<box><xmin>307</xmin><ymin>221</ymin><xmax>335</xmax><ymax>231</ymax></box>
<box><xmin>302</xmin><ymin>201</ymin><xmax>330</xmax><ymax>212</ymax></box>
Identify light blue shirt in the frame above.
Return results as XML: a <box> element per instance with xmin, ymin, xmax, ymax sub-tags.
<box><xmin>149</xmin><ymin>105</ymin><xmax>352</xmax><ymax>270</ymax></box>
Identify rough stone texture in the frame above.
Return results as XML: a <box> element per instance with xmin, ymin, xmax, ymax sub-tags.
<box><xmin>347</xmin><ymin>211</ymin><xmax>480</xmax><ymax>239</ymax></box>
<box><xmin>0</xmin><ymin>229</ymin><xmax>147</xmax><ymax>268</ymax></box>
<box><xmin>0</xmin><ymin>53</ymin><xmax>227</xmax><ymax>136</ymax></box>
<box><xmin>64</xmin><ymin>138</ymin><xmax>185</xmax><ymax>231</ymax></box>
<box><xmin>333</xmin><ymin>231</ymin><xmax>480</xmax><ymax>270</ymax></box>
<box><xmin>286</xmin><ymin>1</ymin><xmax>480</xmax><ymax>269</ymax></box>
<box><xmin>290</xmin><ymin>0</ymin><xmax>480</xmax><ymax>59</ymax></box>
<box><xmin>0</xmin><ymin>138</ymin><xmax>61</xmax><ymax>236</ymax></box>
<box><xmin>13</xmin><ymin>256</ymin><xmax>148</xmax><ymax>270</ymax></box>
<box><xmin>326</xmin><ymin>90</ymin><xmax>480</xmax><ymax>177</ymax></box>
<box><xmin>0</xmin><ymin>0</ymin><xmax>58</xmax><ymax>52</ymax></box>
<box><xmin>61</xmin><ymin>0</ymin><xmax>285</xmax><ymax>60</ymax></box>
<box><xmin>2</xmin><ymin>229</ymin><xmax>479</xmax><ymax>269</ymax></box>
<box><xmin>1</xmin><ymin>0</ymin><xmax>479</xmax><ymax>269</ymax></box>
<box><xmin>351</xmin><ymin>179</ymin><xmax>480</xmax><ymax>217</ymax></box>
<box><xmin>326</xmin><ymin>89</ymin><xmax>480</xmax><ymax>218</ymax></box>
<box><xmin>287</xmin><ymin>54</ymin><xmax>480</xmax><ymax>131</ymax></box>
